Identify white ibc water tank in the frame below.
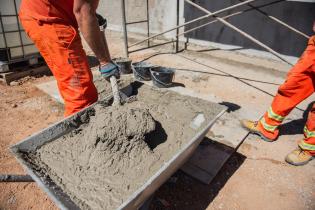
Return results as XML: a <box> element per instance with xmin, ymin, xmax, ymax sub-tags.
<box><xmin>0</xmin><ymin>0</ymin><xmax>39</xmax><ymax>60</ymax></box>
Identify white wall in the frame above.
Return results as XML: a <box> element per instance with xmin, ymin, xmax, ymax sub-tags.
<box><xmin>96</xmin><ymin>0</ymin><xmax>185</xmax><ymax>39</ymax></box>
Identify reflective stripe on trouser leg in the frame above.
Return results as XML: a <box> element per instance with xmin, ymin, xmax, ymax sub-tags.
<box><xmin>259</xmin><ymin>107</ymin><xmax>285</xmax><ymax>133</ymax></box>
<box><xmin>260</xmin><ymin>117</ymin><xmax>278</xmax><ymax>132</ymax></box>
<box><xmin>304</xmin><ymin>126</ymin><xmax>315</xmax><ymax>138</ymax></box>
<box><xmin>300</xmin><ymin>104</ymin><xmax>315</xmax><ymax>153</ymax></box>
<box><xmin>267</xmin><ymin>107</ymin><xmax>285</xmax><ymax>122</ymax></box>
<box><xmin>299</xmin><ymin>140</ymin><xmax>315</xmax><ymax>151</ymax></box>
<box><xmin>299</xmin><ymin>126</ymin><xmax>315</xmax><ymax>152</ymax></box>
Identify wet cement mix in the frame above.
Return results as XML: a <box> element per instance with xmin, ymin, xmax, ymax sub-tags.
<box><xmin>27</xmin><ymin>84</ymin><xmax>224</xmax><ymax>210</ymax></box>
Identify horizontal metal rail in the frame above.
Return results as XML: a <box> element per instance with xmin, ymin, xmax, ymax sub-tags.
<box><xmin>128</xmin><ymin>0</ymin><xmax>258</xmax><ymax>48</ymax></box>
<box><xmin>126</xmin><ymin>20</ymin><xmax>148</xmax><ymax>25</ymax></box>
<box><xmin>6</xmin><ymin>43</ymin><xmax>35</xmax><ymax>49</ymax></box>
<box><xmin>0</xmin><ymin>14</ymin><xmax>19</xmax><ymax>17</ymax></box>
<box><xmin>0</xmin><ymin>29</ymin><xmax>25</xmax><ymax>33</ymax></box>
<box><xmin>129</xmin><ymin>40</ymin><xmax>175</xmax><ymax>53</ymax></box>
<box><xmin>185</xmin><ymin>0</ymin><xmax>293</xmax><ymax>65</ymax></box>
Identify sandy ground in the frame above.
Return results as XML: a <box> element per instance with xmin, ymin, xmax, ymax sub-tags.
<box><xmin>1</xmin><ymin>30</ymin><xmax>314</xmax><ymax>210</ymax></box>
<box><xmin>0</xmin><ymin>76</ymin><xmax>63</xmax><ymax>210</ymax></box>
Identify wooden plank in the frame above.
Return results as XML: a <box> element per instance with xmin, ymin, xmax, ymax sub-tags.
<box><xmin>180</xmin><ymin>162</ymin><xmax>214</xmax><ymax>184</ymax></box>
<box><xmin>0</xmin><ymin>65</ymin><xmax>50</xmax><ymax>85</ymax></box>
<box><xmin>181</xmin><ymin>139</ymin><xmax>234</xmax><ymax>184</ymax></box>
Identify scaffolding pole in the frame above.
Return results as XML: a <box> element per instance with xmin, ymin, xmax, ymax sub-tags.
<box><xmin>184</xmin><ymin>0</ymin><xmax>293</xmax><ymax>65</ymax></box>
<box><xmin>177</xmin><ymin>0</ymin><xmax>284</xmax><ymax>37</ymax></box>
<box><xmin>121</xmin><ymin>0</ymin><xmax>129</xmax><ymax>57</ymax></box>
<box><xmin>128</xmin><ymin>0</ymin><xmax>258</xmax><ymax>48</ymax></box>
<box><xmin>239</xmin><ymin>0</ymin><xmax>310</xmax><ymax>39</ymax></box>
<box><xmin>175</xmin><ymin>0</ymin><xmax>180</xmax><ymax>52</ymax></box>
<box><xmin>179</xmin><ymin>0</ymin><xmax>309</xmax><ymax>39</ymax></box>
<box><xmin>180</xmin><ymin>0</ymin><xmax>309</xmax><ymax>40</ymax></box>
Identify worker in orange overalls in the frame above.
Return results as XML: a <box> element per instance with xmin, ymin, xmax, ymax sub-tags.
<box><xmin>242</xmin><ymin>22</ymin><xmax>315</xmax><ymax>166</ymax></box>
<box><xmin>19</xmin><ymin>0</ymin><xmax>119</xmax><ymax>116</ymax></box>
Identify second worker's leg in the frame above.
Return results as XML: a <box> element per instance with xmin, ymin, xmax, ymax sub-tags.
<box><xmin>242</xmin><ymin>36</ymin><xmax>315</xmax><ymax>141</ymax></box>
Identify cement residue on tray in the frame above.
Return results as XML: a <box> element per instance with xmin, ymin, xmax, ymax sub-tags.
<box><xmin>28</xmin><ymin>84</ymin><xmax>224</xmax><ymax>210</ymax></box>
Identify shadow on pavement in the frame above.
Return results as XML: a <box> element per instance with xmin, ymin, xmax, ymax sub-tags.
<box><xmin>280</xmin><ymin>101</ymin><xmax>315</xmax><ymax>136</ymax></box>
<box><xmin>149</xmin><ymin>140</ymin><xmax>246</xmax><ymax>210</ymax></box>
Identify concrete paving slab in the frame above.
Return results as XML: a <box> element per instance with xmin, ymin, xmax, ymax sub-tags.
<box><xmin>36</xmin><ymin>80</ymin><xmax>63</xmax><ymax>104</ymax></box>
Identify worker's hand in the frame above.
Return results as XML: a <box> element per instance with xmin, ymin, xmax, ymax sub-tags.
<box><xmin>313</xmin><ymin>21</ymin><xmax>315</xmax><ymax>33</ymax></box>
<box><xmin>99</xmin><ymin>61</ymin><xmax>120</xmax><ymax>79</ymax></box>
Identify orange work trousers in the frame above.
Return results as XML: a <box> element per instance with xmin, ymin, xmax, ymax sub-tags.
<box><xmin>258</xmin><ymin>36</ymin><xmax>315</xmax><ymax>155</ymax></box>
<box><xmin>19</xmin><ymin>16</ymin><xmax>98</xmax><ymax>116</ymax></box>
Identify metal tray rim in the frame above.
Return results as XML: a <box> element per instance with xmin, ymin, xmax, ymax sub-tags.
<box><xmin>10</xmin><ymin>84</ymin><xmax>227</xmax><ymax>210</ymax></box>
<box><xmin>118</xmin><ymin>108</ymin><xmax>226</xmax><ymax>209</ymax></box>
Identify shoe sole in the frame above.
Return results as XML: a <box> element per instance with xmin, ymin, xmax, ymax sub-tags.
<box><xmin>285</xmin><ymin>156</ymin><xmax>315</xmax><ymax>166</ymax></box>
<box><xmin>241</xmin><ymin>124</ymin><xmax>274</xmax><ymax>142</ymax></box>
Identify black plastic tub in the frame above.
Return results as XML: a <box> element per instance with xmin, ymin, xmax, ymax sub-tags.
<box><xmin>150</xmin><ymin>67</ymin><xmax>175</xmax><ymax>88</ymax></box>
<box><xmin>113</xmin><ymin>57</ymin><xmax>132</xmax><ymax>74</ymax></box>
<box><xmin>132</xmin><ymin>62</ymin><xmax>154</xmax><ymax>81</ymax></box>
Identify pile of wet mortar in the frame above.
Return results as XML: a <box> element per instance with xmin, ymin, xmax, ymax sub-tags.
<box><xmin>26</xmin><ymin>84</ymin><xmax>224</xmax><ymax>210</ymax></box>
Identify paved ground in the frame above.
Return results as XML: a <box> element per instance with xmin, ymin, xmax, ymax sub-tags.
<box><xmin>0</xmin><ymin>30</ymin><xmax>314</xmax><ymax>210</ymax></box>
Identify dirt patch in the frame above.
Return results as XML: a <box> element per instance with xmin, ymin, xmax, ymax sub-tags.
<box><xmin>0</xmin><ymin>76</ymin><xmax>63</xmax><ymax>210</ymax></box>
<box><xmin>24</xmin><ymin>84</ymin><xmax>224</xmax><ymax>210</ymax></box>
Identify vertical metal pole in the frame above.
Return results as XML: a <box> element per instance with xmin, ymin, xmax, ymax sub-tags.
<box><xmin>0</xmin><ymin>12</ymin><xmax>10</xmax><ymax>62</ymax></box>
<box><xmin>0</xmin><ymin>13</ymin><xmax>8</xmax><ymax>48</ymax></box>
<box><xmin>13</xmin><ymin>0</ymin><xmax>25</xmax><ymax>58</ymax></box>
<box><xmin>121</xmin><ymin>0</ymin><xmax>129</xmax><ymax>57</ymax></box>
<box><xmin>146</xmin><ymin>0</ymin><xmax>150</xmax><ymax>47</ymax></box>
<box><xmin>175</xmin><ymin>0</ymin><xmax>180</xmax><ymax>53</ymax></box>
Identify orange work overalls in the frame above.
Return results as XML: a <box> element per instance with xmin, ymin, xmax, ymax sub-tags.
<box><xmin>19</xmin><ymin>0</ymin><xmax>98</xmax><ymax>116</ymax></box>
<box><xmin>258</xmin><ymin>36</ymin><xmax>315</xmax><ymax>155</ymax></box>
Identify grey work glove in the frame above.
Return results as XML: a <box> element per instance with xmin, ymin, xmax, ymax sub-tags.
<box><xmin>99</xmin><ymin>61</ymin><xmax>120</xmax><ymax>79</ymax></box>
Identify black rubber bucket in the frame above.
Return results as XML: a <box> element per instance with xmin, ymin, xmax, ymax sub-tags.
<box><xmin>113</xmin><ymin>57</ymin><xmax>132</xmax><ymax>74</ymax></box>
<box><xmin>150</xmin><ymin>67</ymin><xmax>175</xmax><ymax>88</ymax></box>
<box><xmin>132</xmin><ymin>62</ymin><xmax>154</xmax><ymax>81</ymax></box>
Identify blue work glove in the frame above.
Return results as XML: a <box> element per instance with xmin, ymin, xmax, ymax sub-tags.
<box><xmin>99</xmin><ymin>61</ymin><xmax>120</xmax><ymax>79</ymax></box>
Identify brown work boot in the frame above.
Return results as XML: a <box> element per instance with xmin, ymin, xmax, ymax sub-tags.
<box><xmin>241</xmin><ymin>119</ymin><xmax>274</xmax><ymax>142</ymax></box>
<box><xmin>285</xmin><ymin>148</ymin><xmax>314</xmax><ymax>166</ymax></box>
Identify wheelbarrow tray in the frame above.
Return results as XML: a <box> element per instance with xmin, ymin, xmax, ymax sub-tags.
<box><xmin>10</xmin><ymin>82</ymin><xmax>226</xmax><ymax>210</ymax></box>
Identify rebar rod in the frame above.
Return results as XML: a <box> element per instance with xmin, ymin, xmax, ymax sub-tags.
<box><xmin>128</xmin><ymin>0</ymin><xmax>258</xmax><ymax>48</ymax></box>
<box><xmin>185</xmin><ymin>0</ymin><xmax>293</xmax><ymax>65</ymax></box>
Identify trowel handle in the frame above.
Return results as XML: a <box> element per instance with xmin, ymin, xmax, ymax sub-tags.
<box><xmin>110</xmin><ymin>76</ymin><xmax>121</xmax><ymax>105</ymax></box>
